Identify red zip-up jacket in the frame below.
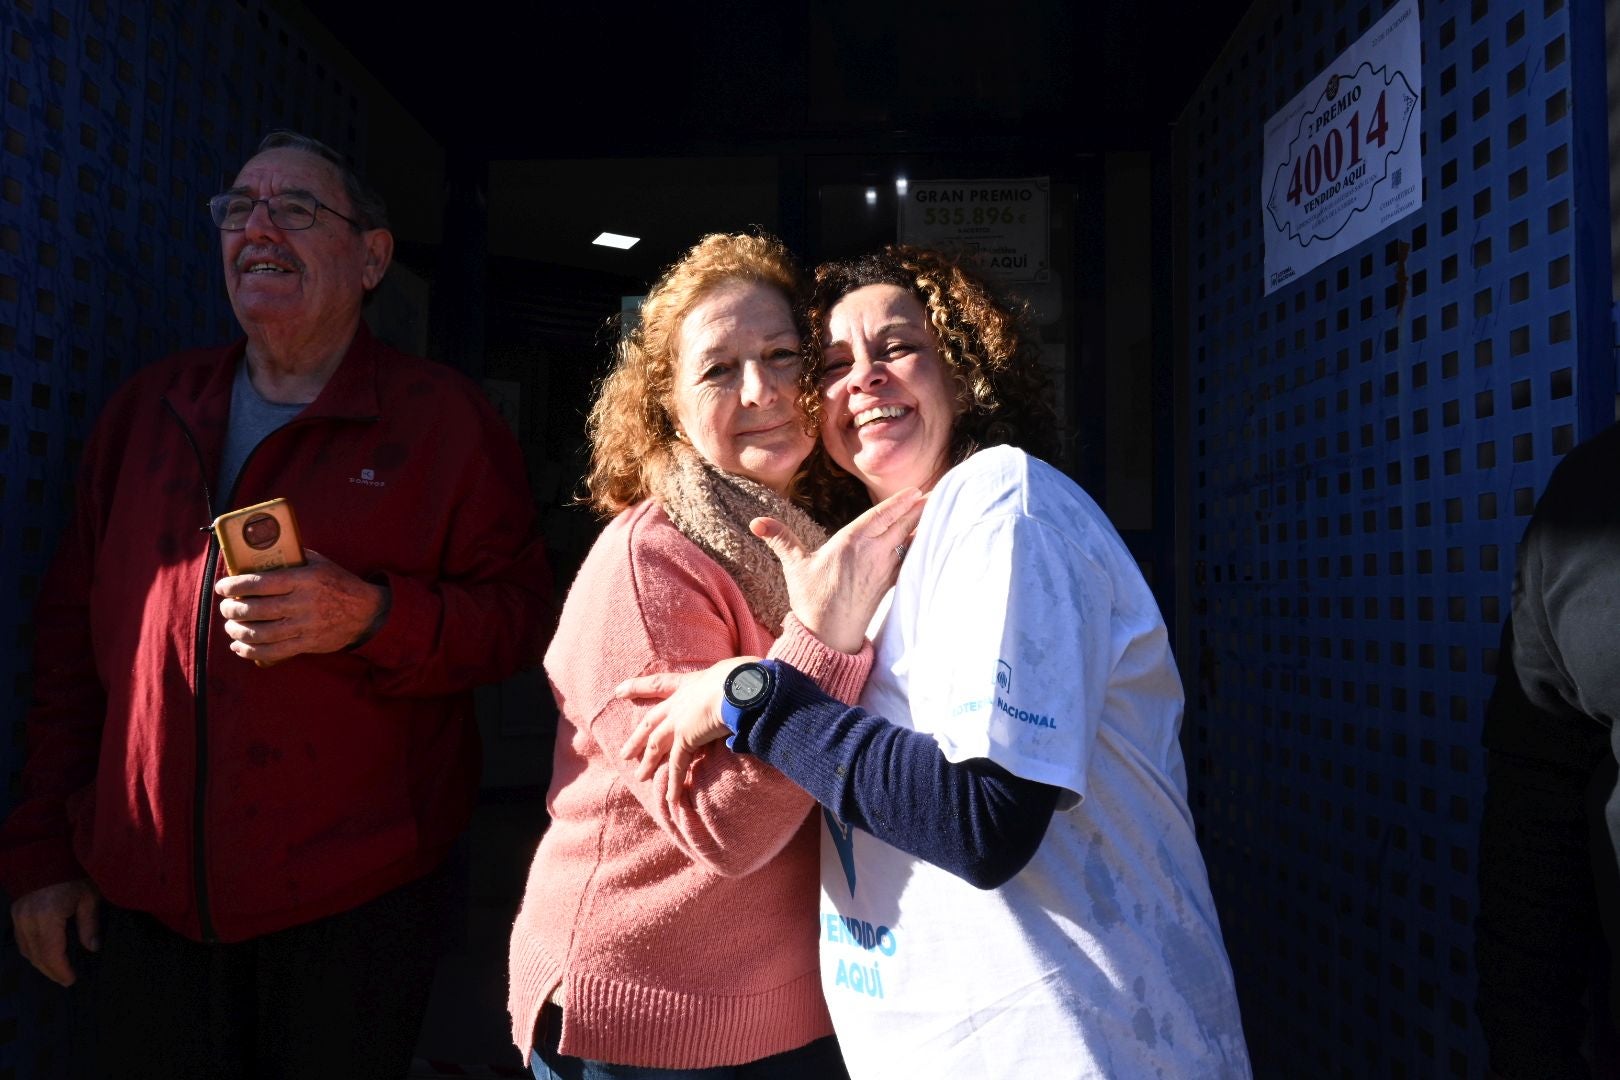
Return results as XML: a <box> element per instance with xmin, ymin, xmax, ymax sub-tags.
<box><xmin>0</xmin><ymin>325</ymin><xmax>554</xmax><ymax>942</ymax></box>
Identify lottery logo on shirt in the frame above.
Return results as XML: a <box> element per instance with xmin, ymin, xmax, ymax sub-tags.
<box><xmin>993</xmin><ymin>658</ymin><xmax>1059</xmax><ymax>729</ymax></box>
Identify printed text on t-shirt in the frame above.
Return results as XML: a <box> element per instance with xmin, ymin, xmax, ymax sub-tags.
<box><xmin>824</xmin><ymin>914</ymin><xmax>897</xmax><ymax>1000</ymax></box>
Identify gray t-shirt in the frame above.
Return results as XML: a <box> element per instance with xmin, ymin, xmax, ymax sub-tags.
<box><xmin>217</xmin><ymin>360</ymin><xmax>306</xmax><ymax>504</ymax></box>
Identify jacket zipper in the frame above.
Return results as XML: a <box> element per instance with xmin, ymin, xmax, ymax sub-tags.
<box><xmin>164</xmin><ymin>398</ymin><xmax>222</xmax><ymax>942</ymax></box>
<box><xmin>190</xmin><ymin>542</ymin><xmax>221</xmax><ymax>942</ymax></box>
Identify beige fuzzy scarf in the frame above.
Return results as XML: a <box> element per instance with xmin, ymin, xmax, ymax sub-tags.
<box><xmin>652</xmin><ymin>443</ymin><xmax>827</xmax><ymax>632</ymax></box>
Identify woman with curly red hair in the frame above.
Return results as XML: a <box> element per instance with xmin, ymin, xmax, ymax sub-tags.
<box><xmin>509</xmin><ymin>234</ymin><xmax>923</xmax><ymax>1080</ymax></box>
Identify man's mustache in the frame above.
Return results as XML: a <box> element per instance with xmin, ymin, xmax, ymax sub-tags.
<box><xmin>235</xmin><ymin>245</ymin><xmax>305</xmax><ymax>273</ymax></box>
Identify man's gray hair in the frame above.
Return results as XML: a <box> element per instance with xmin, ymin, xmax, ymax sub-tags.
<box><xmin>254</xmin><ymin>130</ymin><xmax>390</xmax><ymax>231</ymax></box>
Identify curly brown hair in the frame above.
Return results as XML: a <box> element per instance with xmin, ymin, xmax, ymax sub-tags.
<box><xmin>583</xmin><ymin>232</ymin><xmax>807</xmax><ymax>515</ymax></box>
<box><xmin>798</xmin><ymin>245</ymin><xmax>1061</xmax><ymax>526</ymax></box>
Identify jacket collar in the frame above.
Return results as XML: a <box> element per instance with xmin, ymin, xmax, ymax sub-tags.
<box><xmin>165</xmin><ymin>320</ymin><xmax>384</xmax><ymax>432</ymax></box>
<box><xmin>296</xmin><ymin>320</ymin><xmax>383</xmax><ymax>423</ymax></box>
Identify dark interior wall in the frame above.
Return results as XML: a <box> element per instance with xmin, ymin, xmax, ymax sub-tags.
<box><xmin>0</xmin><ymin>1</ymin><xmax>382</xmax><ymax>1072</ymax></box>
<box><xmin>1104</xmin><ymin>153</ymin><xmax>1156</xmax><ymax>534</ymax></box>
<box><xmin>275</xmin><ymin>0</ymin><xmax>444</xmax><ymax>248</ymax></box>
<box><xmin>1178</xmin><ymin>0</ymin><xmax>1613</xmax><ymax>1075</ymax></box>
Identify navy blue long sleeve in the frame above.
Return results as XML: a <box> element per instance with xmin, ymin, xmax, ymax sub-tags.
<box><xmin>731</xmin><ymin>661</ymin><xmax>1060</xmax><ymax>889</ymax></box>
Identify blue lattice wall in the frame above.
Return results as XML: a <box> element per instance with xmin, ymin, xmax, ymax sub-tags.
<box><xmin>1183</xmin><ymin>0</ymin><xmax>1615</xmax><ymax>1074</ymax></box>
<box><xmin>1183</xmin><ymin>0</ymin><xmax>1613</xmax><ymax>1075</ymax></box>
<box><xmin>0</xmin><ymin>2</ymin><xmax>366</xmax><ymax>1073</ymax></box>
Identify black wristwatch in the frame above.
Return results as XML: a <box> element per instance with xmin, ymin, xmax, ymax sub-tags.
<box><xmin>720</xmin><ymin>660</ymin><xmax>778</xmax><ymax>747</ymax></box>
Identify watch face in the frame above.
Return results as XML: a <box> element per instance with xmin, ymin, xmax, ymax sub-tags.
<box><xmin>731</xmin><ymin>665</ymin><xmax>768</xmax><ymax>703</ymax></box>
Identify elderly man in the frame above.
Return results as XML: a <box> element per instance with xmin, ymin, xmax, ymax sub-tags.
<box><xmin>0</xmin><ymin>131</ymin><xmax>553</xmax><ymax>1078</ymax></box>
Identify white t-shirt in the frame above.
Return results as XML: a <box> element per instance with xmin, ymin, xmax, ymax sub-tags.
<box><xmin>818</xmin><ymin>446</ymin><xmax>1251</xmax><ymax>1079</ymax></box>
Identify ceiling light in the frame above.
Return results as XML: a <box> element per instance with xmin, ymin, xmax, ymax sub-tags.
<box><xmin>593</xmin><ymin>232</ymin><xmax>640</xmax><ymax>249</ymax></box>
<box><xmin>865</xmin><ymin>187</ymin><xmax>877</xmax><ymax>206</ymax></box>
<box><xmin>895</xmin><ymin>177</ymin><xmax>908</xmax><ymax>196</ymax></box>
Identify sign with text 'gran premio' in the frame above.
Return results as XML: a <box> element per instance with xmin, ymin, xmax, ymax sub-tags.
<box><xmin>1261</xmin><ymin>0</ymin><xmax>1422</xmax><ymax>295</ymax></box>
<box><xmin>898</xmin><ymin>178</ymin><xmax>1050</xmax><ymax>283</ymax></box>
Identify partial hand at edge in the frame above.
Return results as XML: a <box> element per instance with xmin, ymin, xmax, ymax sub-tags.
<box><xmin>754</xmin><ymin>487</ymin><xmax>926</xmax><ymax>653</ymax></box>
<box><xmin>618</xmin><ymin>658</ymin><xmax>759</xmax><ymax>816</ymax></box>
<box><xmin>11</xmin><ymin>878</ymin><xmax>99</xmax><ymax>987</ymax></box>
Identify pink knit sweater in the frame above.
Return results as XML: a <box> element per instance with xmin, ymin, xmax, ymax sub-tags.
<box><xmin>507</xmin><ymin>500</ymin><xmax>871</xmax><ymax>1068</ymax></box>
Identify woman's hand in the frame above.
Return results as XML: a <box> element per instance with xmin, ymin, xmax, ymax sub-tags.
<box><xmin>618</xmin><ymin>658</ymin><xmax>758</xmax><ymax>812</ymax></box>
<box><xmin>754</xmin><ymin>487</ymin><xmax>926</xmax><ymax>653</ymax></box>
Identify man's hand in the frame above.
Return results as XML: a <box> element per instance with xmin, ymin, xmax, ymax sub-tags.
<box><xmin>215</xmin><ymin>548</ymin><xmax>389</xmax><ymax>664</ymax></box>
<box><xmin>12</xmin><ymin>878</ymin><xmax>99</xmax><ymax>987</ymax></box>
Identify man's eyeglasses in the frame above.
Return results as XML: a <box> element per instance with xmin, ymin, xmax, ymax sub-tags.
<box><xmin>207</xmin><ymin>192</ymin><xmax>362</xmax><ymax>232</ymax></box>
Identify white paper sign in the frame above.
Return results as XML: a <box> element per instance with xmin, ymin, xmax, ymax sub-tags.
<box><xmin>1262</xmin><ymin>0</ymin><xmax>1422</xmax><ymax>295</ymax></box>
<box><xmin>897</xmin><ymin>178</ymin><xmax>1050</xmax><ymax>283</ymax></box>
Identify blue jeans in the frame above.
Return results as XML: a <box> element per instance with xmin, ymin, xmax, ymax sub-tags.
<box><xmin>530</xmin><ymin>1006</ymin><xmax>848</xmax><ymax>1080</ymax></box>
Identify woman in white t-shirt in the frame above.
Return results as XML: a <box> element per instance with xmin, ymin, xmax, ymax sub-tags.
<box><xmin>621</xmin><ymin>246</ymin><xmax>1252</xmax><ymax>1080</ymax></box>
